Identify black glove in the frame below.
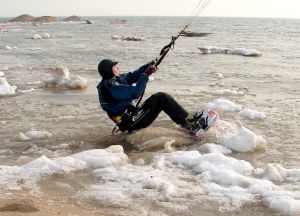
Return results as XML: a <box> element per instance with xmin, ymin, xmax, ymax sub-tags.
<box><xmin>144</xmin><ymin>64</ymin><xmax>157</xmax><ymax>76</ymax></box>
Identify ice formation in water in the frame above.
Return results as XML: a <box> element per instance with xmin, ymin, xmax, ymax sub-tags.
<box><xmin>111</xmin><ymin>35</ymin><xmax>145</xmax><ymax>41</ymax></box>
<box><xmin>45</xmin><ymin>66</ymin><xmax>88</xmax><ymax>89</ymax></box>
<box><xmin>209</xmin><ymin>88</ymin><xmax>245</xmax><ymax>96</ymax></box>
<box><xmin>5</xmin><ymin>45</ymin><xmax>18</xmax><ymax>50</ymax></box>
<box><xmin>32</xmin><ymin>33</ymin><xmax>50</xmax><ymax>39</ymax></box>
<box><xmin>18</xmin><ymin>130</ymin><xmax>53</xmax><ymax>141</ymax></box>
<box><xmin>222</xmin><ymin>121</ymin><xmax>266</xmax><ymax>152</ymax></box>
<box><xmin>0</xmin><ymin>145</ymin><xmax>298</xmax><ymax>215</ymax></box>
<box><xmin>239</xmin><ymin>108</ymin><xmax>266</xmax><ymax>119</ymax></box>
<box><xmin>199</xmin><ymin>46</ymin><xmax>262</xmax><ymax>56</ymax></box>
<box><xmin>207</xmin><ymin>98</ymin><xmax>242</xmax><ymax>112</ymax></box>
<box><xmin>126</xmin><ymin>127</ymin><xmax>193</xmax><ymax>150</ymax></box>
<box><xmin>199</xmin><ymin>143</ymin><xmax>233</xmax><ymax>154</ymax></box>
<box><xmin>0</xmin><ymin>77</ymin><xmax>17</xmax><ymax>96</ymax></box>
<box><xmin>125</xmin><ymin>120</ymin><xmax>265</xmax><ymax>153</ymax></box>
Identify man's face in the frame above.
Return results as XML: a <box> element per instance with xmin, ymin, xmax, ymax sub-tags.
<box><xmin>112</xmin><ymin>64</ymin><xmax>119</xmax><ymax>75</ymax></box>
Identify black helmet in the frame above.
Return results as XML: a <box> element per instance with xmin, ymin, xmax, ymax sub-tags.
<box><xmin>98</xmin><ymin>59</ymin><xmax>118</xmax><ymax>79</ymax></box>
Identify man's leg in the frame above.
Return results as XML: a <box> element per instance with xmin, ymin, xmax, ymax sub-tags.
<box><xmin>126</xmin><ymin>92</ymin><xmax>189</xmax><ymax>132</ymax></box>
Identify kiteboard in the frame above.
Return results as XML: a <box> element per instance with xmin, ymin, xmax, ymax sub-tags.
<box><xmin>191</xmin><ymin>109</ymin><xmax>219</xmax><ymax>140</ymax></box>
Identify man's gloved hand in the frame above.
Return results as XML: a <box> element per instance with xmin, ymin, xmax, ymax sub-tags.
<box><xmin>145</xmin><ymin>60</ymin><xmax>156</xmax><ymax>67</ymax></box>
<box><xmin>144</xmin><ymin>64</ymin><xmax>157</xmax><ymax>76</ymax></box>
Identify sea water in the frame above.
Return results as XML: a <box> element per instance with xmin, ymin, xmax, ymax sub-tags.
<box><xmin>0</xmin><ymin>17</ymin><xmax>300</xmax><ymax>215</ymax></box>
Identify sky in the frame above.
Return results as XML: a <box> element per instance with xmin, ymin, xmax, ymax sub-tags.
<box><xmin>0</xmin><ymin>0</ymin><xmax>300</xmax><ymax>18</ymax></box>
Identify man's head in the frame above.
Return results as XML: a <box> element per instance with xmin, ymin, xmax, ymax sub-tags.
<box><xmin>98</xmin><ymin>59</ymin><xmax>118</xmax><ymax>79</ymax></box>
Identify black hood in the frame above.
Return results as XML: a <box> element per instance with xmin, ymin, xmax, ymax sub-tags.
<box><xmin>98</xmin><ymin>59</ymin><xmax>118</xmax><ymax>80</ymax></box>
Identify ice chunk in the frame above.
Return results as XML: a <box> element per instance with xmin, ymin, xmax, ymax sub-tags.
<box><xmin>207</xmin><ymin>98</ymin><xmax>241</xmax><ymax>112</ymax></box>
<box><xmin>0</xmin><ymin>77</ymin><xmax>17</xmax><ymax>96</ymax></box>
<box><xmin>32</xmin><ymin>34</ymin><xmax>42</xmax><ymax>39</ymax></box>
<box><xmin>45</xmin><ymin>66</ymin><xmax>88</xmax><ymax>89</ymax></box>
<box><xmin>42</xmin><ymin>32</ymin><xmax>50</xmax><ymax>39</ymax></box>
<box><xmin>111</xmin><ymin>35</ymin><xmax>145</xmax><ymax>41</ymax></box>
<box><xmin>239</xmin><ymin>108</ymin><xmax>266</xmax><ymax>119</ymax></box>
<box><xmin>199</xmin><ymin>46</ymin><xmax>262</xmax><ymax>57</ymax></box>
<box><xmin>199</xmin><ymin>143</ymin><xmax>232</xmax><ymax>154</ymax></box>
<box><xmin>209</xmin><ymin>89</ymin><xmax>245</xmax><ymax>96</ymax></box>
<box><xmin>18</xmin><ymin>130</ymin><xmax>53</xmax><ymax>141</ymax></box>
<box><xmin>223</xmin><ymin>122</ymin><xmax>266</xmax><ymax>152</ymax></box>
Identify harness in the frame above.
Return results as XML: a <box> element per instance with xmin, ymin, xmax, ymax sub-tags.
<box><xmin>109</xmin><ymin>105</ymin><xmax>137</xmax><ymax>134</ymax></box>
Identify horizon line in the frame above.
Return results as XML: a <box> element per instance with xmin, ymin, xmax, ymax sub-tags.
<box><xmin>0</xmin><ymin>15</ymin><xmax>299</xmax><ymax>20</ymax></box>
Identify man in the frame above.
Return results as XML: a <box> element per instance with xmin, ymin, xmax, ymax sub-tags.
<box><xmin>96</xmin><ymin>59</ymin><xmax>210</xmax><ymax>135</ymax></box>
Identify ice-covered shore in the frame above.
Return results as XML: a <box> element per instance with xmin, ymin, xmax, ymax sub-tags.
<box><xmin>0</xmin><ymin>145</ymin><xmax>299</xmax><ymax>215</ymax></box>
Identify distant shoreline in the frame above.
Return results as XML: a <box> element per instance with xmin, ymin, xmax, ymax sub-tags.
<box><xmin>0</xmin><ymin>15</ymin><xmax>299</xmax><ymax>20</ymax></box>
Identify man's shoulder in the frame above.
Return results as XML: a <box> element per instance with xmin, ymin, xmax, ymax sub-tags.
<box><xmin>110</xmin><ymin>75</ymin><xmax>127</xmax><ymax>85</ymax></box>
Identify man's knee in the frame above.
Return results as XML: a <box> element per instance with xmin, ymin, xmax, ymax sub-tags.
<box><xmin>153</xmin><ymin>92</ymin><xmax>171</xmax><ymax>100</ymax></box>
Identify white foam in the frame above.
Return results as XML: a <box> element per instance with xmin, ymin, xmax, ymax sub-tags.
<box><xmin>0</xmin><ymin>77</ymin><xmax>17</xmax><ymax>96</ymax></box>
<box><xmin>18</xmin><ymin>130</ymin><xmax>53</xmax><ymax>141</ymax></box>
<box><xmin>239</xmin><ymin>108</ymin><xmax>266</xmax><ymax>119</ymax></box>
<box><xmin>199</xmin><ymin>46</ymin><xmax>262</xmax><ymax>57</ymax></box>
<box><xmin>45</xmin><ymin>66</ymin><xmax>88</xmax><ymax>89</ymax></box>
<box><xmin>207</xmin><ymin>98</ymin><xmax>242</xmax><ymax>112</ymax></box>
<box><xmin>209</xmin><ymin>89</ymin><xmax>245</xmax><ymax>96</ymax></box>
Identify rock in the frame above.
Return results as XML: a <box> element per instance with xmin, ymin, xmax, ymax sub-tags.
<box><xmin>63</xmin><ymin>15</ymin><xmax>81</xmax><ymax>22</ymax></box>
<box><xmin>180</xmin><ymin>31</ymin><xmax>211</xmax><ymax>37</ymax></box>
<box><xmin>8</xmin><ymin>14</ymin><xmax>57</xmax><ymax>23</ymax></box>
<box><xmin>32</xmin><ymin>16</ymin><xmax>57</xmax><ymax>23</ymax></box>
<box><xmin>8</xmin><ymin>14</ymin><xmax>35</xmax><ymax>22</ymax></box>
<box><xmin>85</xmin><ymin>20</ymin><xmax>93</xmax><ymax>24</ymax></box>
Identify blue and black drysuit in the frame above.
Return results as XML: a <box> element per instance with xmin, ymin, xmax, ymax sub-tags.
<box><xmin>97</xmin><ymin>60</ymin><xmax>189</xmax><ymax>132</ymax></box>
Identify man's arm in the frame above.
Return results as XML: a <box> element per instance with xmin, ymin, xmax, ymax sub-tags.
<box><xmin>110</xmin><ymin>74</ymin><xmax>149</xmax><ymax>100</ymax></box>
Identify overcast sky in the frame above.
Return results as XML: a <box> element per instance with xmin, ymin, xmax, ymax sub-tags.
<box><xmin>0</xmin><ymin>0</ymin><xmax>299</xmax><ymax>18</ymax></box>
